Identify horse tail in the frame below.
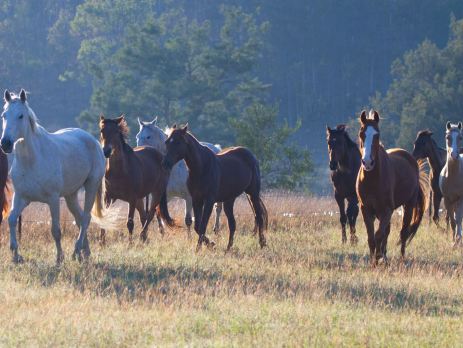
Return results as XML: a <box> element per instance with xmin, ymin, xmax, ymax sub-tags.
<box><xmin>1</xmin><ymin>177</ymin><xmax>13</xmax><ymax>220</ymax></box>
<box><xmin>404</xmin><ymin>160</ymin><xmax>429</xmax><ymax>245</ymax></box>
<box><xmin>91</xmin><ymin>178</ymin><xmax>121</xmax><ymax>231</ymax></box>
<box><xmin>156</xmin><ymin>191</ymin><xmax>177</xmax><ymax>228</ymax></box>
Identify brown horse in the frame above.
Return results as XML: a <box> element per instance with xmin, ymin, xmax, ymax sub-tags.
<box><xmin>356</xmin><ymin>110</ymin><xmax>427</xmax><ymax>264</ymax></box>
<box><xmin>99</xmin><ymin>115</ymin><xmax>174</xmax><ymax>242</ymax></box>
<box><xmin>162</xmin><ymin>124</ymin><xmax>268</xmax><ymax>251</ymax></box>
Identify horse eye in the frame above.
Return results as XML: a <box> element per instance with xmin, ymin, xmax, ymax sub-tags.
<box><xmin>147</xmin><ymin>136</ymin><xmax>151</xmax><ymax>139</ymax></box>
<box><xmin>19</xmin><ymin>114</ymin><xmax>23</xmax><ymax>119</ymax></box>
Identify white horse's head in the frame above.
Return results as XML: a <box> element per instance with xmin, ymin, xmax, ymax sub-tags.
<box><xmin>445</xmin><ymin>121</ymin><xmax>462</xmax><ymax>161</ymax></box>
<box><xmin>1</xmin><ymin>89</ymin><xmax>38</xmax><ymax>153</ymax></box>
<box><xmin>135</xmin><ymin>116</ymin><xmax>167</xmax><ymax>153</ymax></box>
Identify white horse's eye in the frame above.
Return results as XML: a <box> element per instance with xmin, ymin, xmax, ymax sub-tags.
<box><xmin>19</xmin><ymin>114</ymin><xmax>23</xmax><ymax>119</ymax></box>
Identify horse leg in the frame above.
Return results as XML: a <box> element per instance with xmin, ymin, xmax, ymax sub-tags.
<box><xmin>127</xmin><ymin>202</ymin><xmax>136</xmax><ymax>242</ymax></box>
<box><xmin>17</xmin><ymin>215</ymin><xmax>22</xmax><ymax>242</ymax></box>
<box><xmin>192</xmin><ymin>198</ymin><xmax>203</xmax><ymax>236</ymax></box>
<box><xmin>49</xmin><ymin>195</ymin><xmax>64</xmax><ymax>265</ymax></box>
<box><xmin>99</xmin><ymin>198</ymin><xmax>113</xmax><ymax>246</ymax></box>
<box><xmin>335</xmin><ymin>193</ymin><xmax>347</xmax><ymax>244</ymax></box>
<box><xmin>399</xmin><ymin>204</ymin><xmax>414</xmax><ymax>259</ymax></box>
<box><xmin>428</xmin><ymin>189</ymin><xmax>433</xmax><ymax>225</ymax></box>
<box><xmin>197</xmin><ymin>198</ymin><xmax>215</xmax><ymax>250</ymax></box>
<box><xmin>223</xmin><ymin>198</ymin><xmax>236</xmax><ymax>251</ymax></box>
<box><xmin>444</xmin><ymin>198</ymin><xmax>456</xmax><ymax>241</ymax></box>
<box><xmin>140</xmin><ymin>199</ymin><xmax>155</xmax><ymax>242</ymax></box>
<box><xmin>360</xmin><ymin>204</ymin><xmax>375</xmax><ymax>264</ymax></box>
<box><xmin>8</xmin><ymin>194</ymin><xmax>29</xmax><ymax>263</ymax></box>
<box><xmin>381</xmin><ymin>222</ymin><xmax>391</xmax><ymax>263</ymax></box>
<box><xmin>453</xmin><ymin>200</ymin><xmax>463</xmax><ymax>247</ymax></box>
<box><xmin>346</xmin><ymin>197</ymin><xmax>359</xmax><ymax>245</ymax></box>
<box><xmin>213</xmin><ymin>202</ymin><xmax>223</xmax><ymax>234</ymax></box>
<box><xmin>248</xmin><ymin>193</ymin><xmax>267</xmax><ymax>248</ymax></box>
<box><xmin>184</xmin><ymin>194</ymin><xmax>193</xmax><ymax>239</ymax></box>
<box><xmin>432</xmin><ymin>190</ymin><xmax>442</xmax><ymax>227</ymax></box>
<box><xmin>65</xmin><ymin>192</ymin><xmax>83</xmax><ymax>229</ymax></box>
<box><xmin>136</xmin><ymin>199</ymin><xmax>148</xmax><ymax>240</ymax></box>
<box><xmin>375</xmin><ymin>210</ymin><xmax>392</xmax><ymax>264</ymax></box>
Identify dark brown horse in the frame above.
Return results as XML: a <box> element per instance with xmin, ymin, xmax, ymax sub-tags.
<box><xmin>99</xmin><ymin>115</ymin><xmax>174</xmax><ymax>242</ymax></box>
<box><xmin>326</xmin><ymin>124</ymin><xmax>361</xmax><ymax>244</ymax></box>
<box><xmin>356</xmin><ymin>110</ymin><xmax>427</xmax><ymax>264</ymax></box>
<box><xmin>162</xmin><ymin>124</ymin><xmax>268</xmax><ymax>250</ymax></box>
<box><xmin>412</xmin><ymin>130</ymin><xmax>448</xmax><ymax>228</ymax></box>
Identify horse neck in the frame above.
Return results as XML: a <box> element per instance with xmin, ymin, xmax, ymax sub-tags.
<box><xmin>14</xmin><ymin>124</ymin><xmax>46</xmax><ymax>164</ymax></box>
<box><xmin>446</xmin><ymin>153</ymin><xmax>462</xmax><ymax>176</ymax></box>
<box><xmin>361</xmin><ymin>145</ymin><xmax>387</xmax><ymax>184</ymax></box>
<box><xmin>427</xmin><ymin>141</ymin><xmax>445</xmax><ymax>172</ymax></box>
<box><xmin>108</xmin><ymin>140</ymin><xmax>131</xmax><ymax>174</ymax></box>
<box><xmin>183</xmin><ymin>134</ymin><xmax>206</xmax><ymax>177</ymax></box>
<box><xmin>338</xmin><ymin>143</ymin><xmax>359</xmax><ymax>173</ymax></box>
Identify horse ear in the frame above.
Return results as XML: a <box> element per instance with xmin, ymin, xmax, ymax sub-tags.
<box><xmin>326</xmin><ymin>125</ymin><xmax>331</xmax><ymax>135</ymax></box>
<box><xmin>151</xmin><ymin>116</ymin><xmax>158</xmax><ymax>125</ymax></box>
<box><xmin>116</xmin><ymin>115</ymin><xmax>125</xmax><ymax>124</ymax></box>
<box><xmin>172</xmin><ymin>123</ymin><xmax>177</xmax><ymax>129</ymax></box>
<box><xmin>360</xmin><ymin>110</ymin><xmax>367</xmax><ymax>124</ymax></box>
<box><xmin>99</xmin><ymin>114</ymin><xmax>105</xmax><ymax>122</ymax></box>
<box><xmin>4</xmin><ymin>90</ymin><xmax>11</xmax><ymax>102</ymax></box>
<box><xmin>373</xmin><ymin>110</ymin><xmax>379</xmax><ymax>123</ymax></box>
<box><xmin>181</xmin><ymin>123</ymin><xmax>188</xmax><ymax>133</ymax></box>
<box><xmin>459</xmin><ymin>122</ymin><xmax>462</xmax><ymax>130</ymax></box>
<box><xmin>447</xmin><ymin>121</ymin><xmax>452</xmax><ymax>130</ymax></box>
<box><xmin>19</xmin><ymin>89</ymin><xmax>27</xmax><ymax>103</ymax></box>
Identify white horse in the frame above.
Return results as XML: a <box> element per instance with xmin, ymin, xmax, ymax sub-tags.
<box><xmin>1</xmin><ymin>89</ymin><xmax>108</xmax><ymax>263</ymax></box>
<box><xmin>439</xmin><ymin>121</ymin><xmax>463</xmax><ymax>246</ymax></box>
<box><xmin>136</xmin><ymin>117</ymin><xmax>223</xmax><ymax>235</ymax></box>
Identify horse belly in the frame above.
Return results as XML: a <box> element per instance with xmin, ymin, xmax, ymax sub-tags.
<box><xmin>216</xmin><ymin>167</ymin><xmax>252</xmax><ymax>202</ymax></box>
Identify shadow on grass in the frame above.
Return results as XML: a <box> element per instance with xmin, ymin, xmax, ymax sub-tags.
<box><xmin>17</xmin><ymin>253</ymin><xmax>462</xmax><ymax>317</ymax></box>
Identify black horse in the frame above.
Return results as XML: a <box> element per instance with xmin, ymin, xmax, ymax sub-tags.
<box><xmin>162</xmin><ymin>124</ymin><xmax>268</xmax><ymax>251</ymax></box>
<box><xmin>326</xmin><ymin>124</ymin><xmax>361</xmax><ymax>244</ymax></box>
<box><xmin>412</xmin><ymin>130</ymin><xmax>449</xmax><ymax>228</ymax></box>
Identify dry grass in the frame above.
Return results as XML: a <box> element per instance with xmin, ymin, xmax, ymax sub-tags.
<box><xmin>0</xmin><ymin>193</ymin><xmax>462</xmax><ymax>347</ymax></box>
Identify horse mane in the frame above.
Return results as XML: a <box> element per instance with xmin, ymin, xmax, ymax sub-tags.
<box><xmin>417</xmin><ymin>129</ymin><xmax>433</xmax><ymax>137</ymax></box>
<box><xmin>333</xmin><ymin>124</ymin><xmax>358</xmax><ymax>149</ymax></box>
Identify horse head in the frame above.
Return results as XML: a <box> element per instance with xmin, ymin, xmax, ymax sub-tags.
<box><xmin>1</xmin><ymin>89</ymin><xmax>37</xmax><ymax>153</ymax></box>
<box><xmin>445</xmin><ymin>121</ymin><xmax>462</xmax><ymax>162</ymax></box>
<box><xmin>162</xmin><ymin>124</ymin><xmax>189</xmax><ymax>170</ymax></box>
<box><xmin>99</xmin><ymin>115</ymin><xmax>129</xmax><ymax>158</ymax></box>
<box><xmin>358</xmin><ymin>110</ymin><xmax>380</xmax><ymax>172</ymax></box>
<box><xmin>412</xmin><ymin>130</ymin><xmax>434</xmax><ymax>160</ymax></box>
<box><xmin>135</xmin><ymin>116</ymin><xmax>167</xmax><ymax>153</ymax></box>
<box><xmin>326</xmin><ymin>124</ymin><xmax>349</xmax><ymax>171</ymax></box>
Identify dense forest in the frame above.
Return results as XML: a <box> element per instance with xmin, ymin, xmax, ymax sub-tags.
<box><xmin>1</xmin><ymin>0</ymin><xmax>463</xmax><ymax>191</ymax></box>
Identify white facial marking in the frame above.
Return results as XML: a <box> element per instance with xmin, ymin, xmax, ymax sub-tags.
<box><xmin>362</xmin><ymin>126</ymin><xmax>378</xmax><ymax>163</ymax></box>
<box><xmin>448</xmin><ymin>130</ymin><xmax>459</xmax><ymax>160</ymax></box>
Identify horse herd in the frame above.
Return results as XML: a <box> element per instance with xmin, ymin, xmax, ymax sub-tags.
<box><xmin>0</xmin><ymin>89</ymin><xmax>459</xmax><ymax>267</ymax></box>
<box><xmin>0</xmin><ymin>89</ymin><xmax>267</xmax><ymax>264</ymax></box>
<box><xmin>327</xmin><ymin>110</ymin><xmax>463</xmax><ymax>264</ymax></box>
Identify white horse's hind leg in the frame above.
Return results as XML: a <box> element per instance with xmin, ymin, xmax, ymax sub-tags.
<box><xmin>213</xmin><ymin>202</ymin><xmax>222</xmax><ymax>234</ymax></box>
<box><xmin>8</xmin><ymin>194</ymin><xmax>29</xmax><ymax>263</ymax></box>
<box><xmin>65</xmin><ymin>192</ymin><xmax>83</xmax><ymax>228</ymax></box>
<box><xmin>49</xmin><ymin>195</ymin><xmax>64</xmax><ymax>264</ymax></box>
<box><xmin>73</xmin><ymin>180</ymin><xmax>98</xmax><ymax>260</ymax></box>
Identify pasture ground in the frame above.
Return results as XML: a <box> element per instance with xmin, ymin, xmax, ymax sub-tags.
<box><xmin>0</xmin><ymin>193</ymin><xmax>462</xmax><ymax>347</ymax></box>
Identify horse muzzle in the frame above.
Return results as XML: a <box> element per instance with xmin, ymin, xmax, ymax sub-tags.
<box><xmin>329</xmin><ymin>160</ymin><xmax>337</xmax><ymax>171</ymax></box>
<box><xmin>361</xmin><ymin>159</ymin><xmax>375</xmax><ymax>171</ymax></box>
<box><xmin>0</xmin><ymin>138</ymin><xmax>13</xmax><ymax>153</ymax></box>
<box><xmin>103</xmin><ymin>147</ymin><xmax>112</xmax><ymax>158</ymax></box>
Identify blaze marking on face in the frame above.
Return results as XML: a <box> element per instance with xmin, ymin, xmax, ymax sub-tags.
<box><xmin>448</xmin><ymin>130</ymin><xmax>460</xmax><ymax>160</ymax></box>
<box><xmin>362</xmin><ymin>126</ymin><xmax>377</xmax><ymax>162</ymax></box>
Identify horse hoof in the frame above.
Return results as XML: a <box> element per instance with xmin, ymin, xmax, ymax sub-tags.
<box><xmin>350</xmin><ymin>235</ymin><xmax>358</xmax><ymax>245</ymax></box>
<box><xmin>207</xmin><ymin>241</ymin><xmax>216</xmax><ymax>250</ymax></box>
<box><xmin>12</xmin><ymin>254</ymin><xmax>24</xmax><ymax>264</ymax></box>
<box><xmin>259</xmin><ymin>240</ymin><xmax>267</xmax><ymax>248</ymax></box>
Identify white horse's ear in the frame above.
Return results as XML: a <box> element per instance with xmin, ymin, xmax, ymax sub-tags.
<box><xmin>373</xmin><ymin>110</ymin><xmax>379</xmax><ymax>123</ymax></box>
<box><xmin>151</xmin><ymin>116</ymin><xmax>158</xmax><ymax>125</ymax></box>
<box><xmin>447</xmin><ymin>121</ymin><xmax>452</xmax><ymax>130</ymax></box>
<box><xmin>137</xmin><ymin>117</ymin><xmax>143</xmax><ymax>127</ymax></box>
<box><xmin>19</xmin><ymin>89</ymin><xmax>27</xmax><ymax>103</ymax></box>
<box><xmin>360</xmin><ymin>110</ymin><xmax>367</xmax><ymax>124</ymax></box>
<box><xmin>4</xmin><ymin>90</ymin><xmax>11</xmax><ymax>103</ymax></box>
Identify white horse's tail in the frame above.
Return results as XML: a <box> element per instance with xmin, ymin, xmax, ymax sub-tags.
<box><xmin>91</xmin><ymin>178</ymin><xmax>122</xmax><ymax>231</ymax></box>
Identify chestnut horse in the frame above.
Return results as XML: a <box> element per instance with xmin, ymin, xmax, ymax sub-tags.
<box><xmin>162</xmin><ymin>124</ymin><xmax>268</xmax><ymax>250</ymax></box>
<box><xmin>356</xmin><ymin>110</ymin><xmax>427</xmax><ymax>264</ymax></box>
<box><xmin>99</xmin><ymin>115</ymin><xmax>174</xmax><ymax>242</ymax></box>
<box><xmin>326</xmin><ymin>124</ymin><xmax>360</xmax><ymax>244</ymax></box>
<box><xmin>412</xmin><ymin>130</ymin><xmax>448</xmax><ymax>228</ymax></box>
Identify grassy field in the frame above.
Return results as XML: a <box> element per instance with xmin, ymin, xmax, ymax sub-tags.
<box><xmin>0</xmin><ymin>193</ymin><xmax>462</xmax><ymax>347</ymax></box>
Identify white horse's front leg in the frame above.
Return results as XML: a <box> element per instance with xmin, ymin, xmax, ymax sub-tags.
<box><xmin>8</xmin><ymin>194</ymin><xmax>29</xmax><ymax>263</ymax></box>
<box><xmin>48</xmin><ymin>195</ymin><xmax>64</xmax><ymax>265</ymax></box>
